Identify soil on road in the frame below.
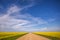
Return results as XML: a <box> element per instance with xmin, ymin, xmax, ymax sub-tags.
<box><xmin>16</xmin><ymin>33</ymin><xmax>50</xmax><ymax>40</ymax></box>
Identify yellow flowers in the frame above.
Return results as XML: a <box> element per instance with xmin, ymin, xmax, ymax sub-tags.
<box><xmin>0</xmin><ymin>32</ymin><xmax>27</xmax><ymax>39</ymax></box>
<box><xmin>34</xmin><ymin>32</ymin><xmax>60</xmax><ymax>38</ymax></box>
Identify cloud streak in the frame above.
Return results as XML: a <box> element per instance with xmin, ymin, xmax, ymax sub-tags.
<box><xmin>0</xmin><ymin>3</ymin><xmax>56</xmax><ymax>32</ymax></box>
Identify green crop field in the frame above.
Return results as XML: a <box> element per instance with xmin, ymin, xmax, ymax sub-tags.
<box><xmin>0</xmin><ymin>32</ymin><xmax>28</xmax><ymax>40</ymax></box>
<box><xmin>34</xmin><ymin>32</ymin><xmax>60</xmax><ymax>40</ymax></box>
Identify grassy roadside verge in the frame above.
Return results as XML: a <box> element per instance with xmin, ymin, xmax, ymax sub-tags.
<box><xmin>34</xmin><ymin>33</ymin><xmax>60</xmax><ymax>40</ymax></box>
<box><xmin>0</xmin><ymin>33</ymin><xmax>28</xmax><ymax>40</ymax></box>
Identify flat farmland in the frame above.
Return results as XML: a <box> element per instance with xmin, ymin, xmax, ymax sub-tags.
<box><xmin>34</xmin><ymin>32</ymin><xmax>60</xmax><ymax>40</ymax></box>
<box><xmin>0</xmin><ymin>32</ymin><xmax>27</xmax><ymax>40</ymax></box>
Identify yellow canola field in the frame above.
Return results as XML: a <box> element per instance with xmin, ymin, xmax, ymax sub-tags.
<box><xmin>0</xmin><ymin>32</ymin><xmax>27</xmax><ymax>39</ymax></box>
<box><xmin>34</xmin><ymin>32</ymin><xmax>60</xmax><ymax>38</ymax></box>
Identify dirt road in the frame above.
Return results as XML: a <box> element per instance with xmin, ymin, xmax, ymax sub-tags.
<box><xmin>16</xmin><ymin>33</ymin><xmax>50</xmax><ymax>40</ymax></box>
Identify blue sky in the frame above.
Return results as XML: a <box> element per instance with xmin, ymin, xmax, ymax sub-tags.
<box><xmin>0</xmin><ymin>0</ymin><xmax>60</xmax><ymax>32</ymax></box>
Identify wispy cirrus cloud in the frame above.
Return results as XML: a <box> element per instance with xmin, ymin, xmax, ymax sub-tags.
<box><xmin>0</xmin><ymin>3</ymin><xmax>56</xmax><ymax>32</ymax></box>
<box><xmin>40</xmin><ymin>26</ymin><xmax>60</xmax><ymax>32</ymax></box>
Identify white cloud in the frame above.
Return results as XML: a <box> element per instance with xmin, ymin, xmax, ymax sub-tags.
<box><xmin>7</xmin><ymin>5</ymin><xmax>20</xmax><ymax>16</ymax></box>
<box><xmin>38</xmin><ymin>26</ymin><xmax>60</xmax><ymax>32</ymax></box>
<box><xmin>0</xmin><ymin>4</ymin><xmax>57</xmax><ymax>32</ymax></box>
<box><xmin>40</xmin><ymin>27</ymin><xmax>48</xmax><ymax>31</ymax></box>
<box><xmin>0</xmin><ymin>5</ymin><xmax>34</xmax><ymax>31</ymax></box>
<box><xmin>46</xmin><ymin>26</ymin><xmax>60</xmax><ymax>31</ymax></box>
